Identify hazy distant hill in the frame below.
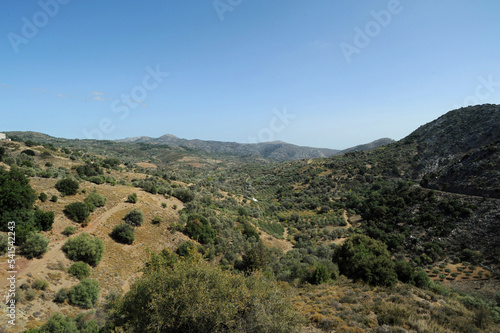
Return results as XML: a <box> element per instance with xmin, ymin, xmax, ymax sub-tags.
<box><xmin>406</xmin><ymin>104</ymin><xmax>500</xmax><ymax>198</ymax></box>
<box><xmin>116</xmin><ymin>134</ymin><xmax>393</xmax><ymax>161</ymax></box>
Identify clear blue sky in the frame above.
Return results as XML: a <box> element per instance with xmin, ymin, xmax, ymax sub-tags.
<box><xmin>1</xmin><ymin>0</ymin><xmax>499</xmax><ymax>149</ymax></box>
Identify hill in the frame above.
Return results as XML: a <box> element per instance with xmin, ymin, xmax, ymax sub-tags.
<box><xmin>116</xmin><ymin>134</ymin><xmax>393</xmax><ymax>161</ymax></box>
<box><xmin>407</xmin><ymin>104</ymin><xmax>500</xmax><ymax>198</ymax></box>
<box><xmin>1</xmin><ymin>105</ymin><xmax>500</xmax><ymax>332</ymax></box>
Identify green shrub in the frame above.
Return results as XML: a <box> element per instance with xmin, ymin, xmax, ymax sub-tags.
<box><xmin>20</xmin><ymin>232</ymin><xmax>49</xmax><ymax>259</ymax></box>
<box><xmin>119</xmin><ymin>258</ymin><xmax>301</xmax><ymax>332</ymax></box>
<box><xmin>39</xmin><ymin>192</ymin><xmax>48</xmax><ymax>202</ymax></box>
<box><xmin>127</xmin><ymin>193</ymin><xmax>138</xmax><ymax>203</ymax></box>
<box><xmin>34</xmin><ymin>208</ymin><xmax>55</xmax><ymax>231</ymax></box>
<box><xmin>84</xmin><ymin>191</ymin><xmax>107</xmax><ymax>212</ymax></box>
<box><xmin>50</xmin><ymin>195</ymin><xmax>58</xmax><ymax>202</ymax></box>
<box><xmin>124</xmin><ymin>209</ymin><xmax>144</xmax><ymax>227</ymax></box>
<box><xmin>54</xmin><ymin>288</ymin><xmax>69</xmax><ymax>303</ymax></box>
<box><xmin>55</xmin><ymin>178</ymin><xmax>79</xmax><ymax>196</ymax></box>
<box><xmin>172</xmin><ymin>188</ymin><xmax>194</xmax><ymax>203</ymax></box>
<box><xmin>334</xmin><ymin>234</ymin><xmax>397</xmax><ymax>287</ymax></box>
<box><xmin>88</xmin><ymin>175</ymin><xmax>105</xmax><ymax>185</ymax></box>
<box><xmin>69</xmin><ymin>279</ymin><xmax>100</xmax><ymax>308</ymax></box>
<box><xmin>62</xmin><ymin>225</ymin><xmax>77</xmax><ymax>236</ymax></box>
<box><xmin>63</xmin><ymin>233</ymin><xmax>104</xmax><ymax>266</ymax></box>
<box><xmin>111</xmin><ymin>224</ymin><xmax>135</xmax><ymax>245</ymax></box>
<box><xmin>68</xmin><ymin>262</ymin><xmax>91</xmax><ymax>280</ymax></box>
<box><xmin>185</xmin><ymin>215</ymin><xmax>216</xmax><ymax>244</ymax></box>
<box><xmin>24</xmin><ymin>289</ymin><xmax>38</xmax><ymax>301</ymax></box>
<box><xmin>64</xmin><ymin>202</ymin><xmax>90</xmax><ymax>223</ymax></box>
<box><xmin>32</xmin><ymin>279</ymin><xmax>49</xmax><ymax>290</ymax></box>
<box><xmin>152</xmin><ymin>216</ymin><xmax>162</xmax><ymax>224</ymax></box>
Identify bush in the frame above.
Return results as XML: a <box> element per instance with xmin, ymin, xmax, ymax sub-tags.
<box><xmin>62</xmin><ymin>225</ymin><xmax>77</xmax><ymax>236</ymax></box>
<box><xmin>63</xmin><ymin>233</ymin><xmax>104</xmax><ymax>266</ymax></box>
<box><xmin>152</xmin><ymin>216</ymin><xmax>162</xmax><ymax>224</ymax></box>
<box><xmin>64</xmin><ymin>202</ymin><xmax>90</xmax><ymax>223</ymax></box>
<box><xmin>50</xmin><ymin>195</ymin><xmax>58</xmax><ymax>202</ymax></box>
<box><xmin>172</xmin><ymin>188</ymin><xmax>195</xmax><ymax>203</ymax></box>
<box><xmin>69</xmin><ymin>279</ymin><xmax>100</xmax><ymax>308</ymax></box>
<box><xmin>55</xmin><ymin>178</ymin><xmax>79</xmax><ymax>196</ymax></box>
<box><xmin>185</xmin><ymin>215</ymin><xmax>216</xmax><ymax>244</ymax></box>
<box><xmin>20</xmin><ymin>232</ymin><xmax>49</xmax><ymax>259</ymax></box>
<box><xmin>118</xmin><ymin>258</ymin><xmax>301</xmax><ymax>332</ymax></box>
<box><xmin>84</xmin><ymin>191</ymin><xmax>107</xmax><ymax>212</ymax></box>
<box><xmin>334</xmin><ymin>234</ymin><xmax>397</xmax><ymax>286</ymax></box>
<box><xmin>111</xmin><ymin>224</ymin><xmax>135</xmax><ymax>245</ymax></box>
<box><xmin>54</xmin><ymin>288</ymin><xmax>69</xmax><ymax>303</ymax></box>
<box><xmin>68</xmin><ymin>262</ymin><xmax>91</xmax><ymax>280</ymax></box>
<box><xmin>32</xmin><ymin>279</ymin><xmax>49</xmax><ymax>290</ymax></box>
<box><xmin>39</xmin><ymin>192</ymin><xmax>48</xmax><ymax>202</ymax></box>
<box><xmin>34</xmin><ymin>208</ymin><xmax>55</xmax><ymax>231</ymax></box>
<box><xmin>124</xmin><ymin>209</ymin><xmax>144</xmax><ymax>227</ymax></box>
<box><xmin>127</xmin><ymin>193</ymin><xmax>138</xmax><ymax>203</ymax></box>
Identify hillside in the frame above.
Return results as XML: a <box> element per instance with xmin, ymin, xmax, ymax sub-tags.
<box><xmin>1</xmin><ymin>105</ymin><xmax>500</xmax><ymax>332</ymax></box>
<box><xmin>116</xmin><ymin>134</ymin><xmax>393</xmax><ymax>161</ymax></box>
<box><xmin>406</xmin><ymin>104</ymin><xmax>500</xmax><ymax>198</ymax></box>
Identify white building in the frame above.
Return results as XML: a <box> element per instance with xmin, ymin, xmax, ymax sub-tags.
<box><xmin>0</xmin><ymin>133</ymin><xmax>6</xmax><ymax>140</ymax></box>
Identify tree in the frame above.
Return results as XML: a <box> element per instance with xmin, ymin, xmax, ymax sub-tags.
<box><xmin>34</xmin><ymin>208</ymin><xmax>55</xmax><ymax>231</ymax></box>
<box><xmin>64</xmin><ymin>202</ymin><xmax>90</xmax><ymax>223</ymax></box>
<box><xmin>20</xmin><ymin>232</ymin><xmax>49</xmax><ymax>259</ymax></box>
<box><xmin>0</xmin><ymin>168</ymin><xmax>36</xmax><ymax>214</ymax></box>
<box><xmin>63</xmin><ymin>233</ymin><xmax>104</xmax><ymax>266</ymax></box>
<box><xmin>110</xmin><ymin>224</ymin><xmax>135</xmax><ymax>245</ymax></box>
<box><xmin>334</xmin><ymin>234</ymin><xmax>398</xmax><ymax>286</ymax></box>
<box><xmin>84</xmin><ymin>191</ymin><xmax>107</xmax><ymax>212</ymax></box>
<box><xmin>185</xmin><ymin>215</ymin><xmax>216</xmax><ymax>244</ymax></box>
<box><xmin>172</xmin><ymin>188</ymin><xmax>194</xmax><ymax>203</ymax></box>
<box><xmin>68</xmin><ymin>262</ymin><xmax>91</xmax><ymax>280</ymax></box>
<box><xmin>124</xmin><ymin>209</ymin><xmax>144</xmax><ymax>227</ymax></box>
<box><xmin>118</xmin><ymin>258</ymin><xmax>301</xmax><ymax>332</ymax></box>
<box><xmin>55</xmin><ymin>178</ymin><xmax>79</xmax><ymax>196</ymax></box>
<box><xmin>69</xmin><ymin>279</ymin><xmax>100</xmax><ymax>308</ymax></box>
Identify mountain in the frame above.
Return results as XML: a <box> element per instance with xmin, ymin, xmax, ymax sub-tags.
<box><xmin>405</xmin><ymin>104</ymin><xmax>500</xmax><ymax>198</ymax></box>
<box><xmin>339</xmin><ymin>138</ymin><xmax>395</xmax><ymax>154</ymax></box>
<box><xmin>116</xmin><ymin>134</ymin><xmax>393</xmax><ymax>161</ymax></box>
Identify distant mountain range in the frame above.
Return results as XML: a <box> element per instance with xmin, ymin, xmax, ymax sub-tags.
<box><xmin>115</xmin><ymin>135</ymin><xmax>395</xmax><ymax>161</ymax></box>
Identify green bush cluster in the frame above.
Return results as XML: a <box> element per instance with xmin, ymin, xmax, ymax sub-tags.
<box><xmin>68</xmin><ymin>262</ymin><xmax>91</xmax><ymax>280</ymax></box>
<box><xmin>55</xmin><ymin>178</ymin><xmax>79</xmax><ymax>196</ymax></box>
<box><xmin>63</xmin><ymin>233</ymin><xmax>104</xmax><ymax>266</ymax></box>
<box><xmin>64</xmin><ymin>202</ymin><xmax>90</xmax><ymax>223</ymax></box>
<box><xmin>111</xmin><ymin>223</ymin><xmax>135</xmax><ymax>245</ymax></box>
<box><xmin>84</xmin><ymin>191</ymin><xmax>107</xmax><ymax>212</ymax></box>
<box><xmin>185</xmin><ymin>214</ymin><xmax>216</xmax><ymax>244</ymax></box>
<box><xmin>124</xmin><ymin>209</ymin><xmax>144</xmax><ymax>226</ymax></box>
<box><xmin>69</xmin><ymin>279</ymin><xmax>100</xmax><ymax>308</ymax></box>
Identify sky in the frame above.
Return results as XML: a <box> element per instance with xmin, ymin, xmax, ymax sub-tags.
<box><xmin>1</xmin><ymin>0</ymin><xmax>500</xmax><ymax>149</ymax></box>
